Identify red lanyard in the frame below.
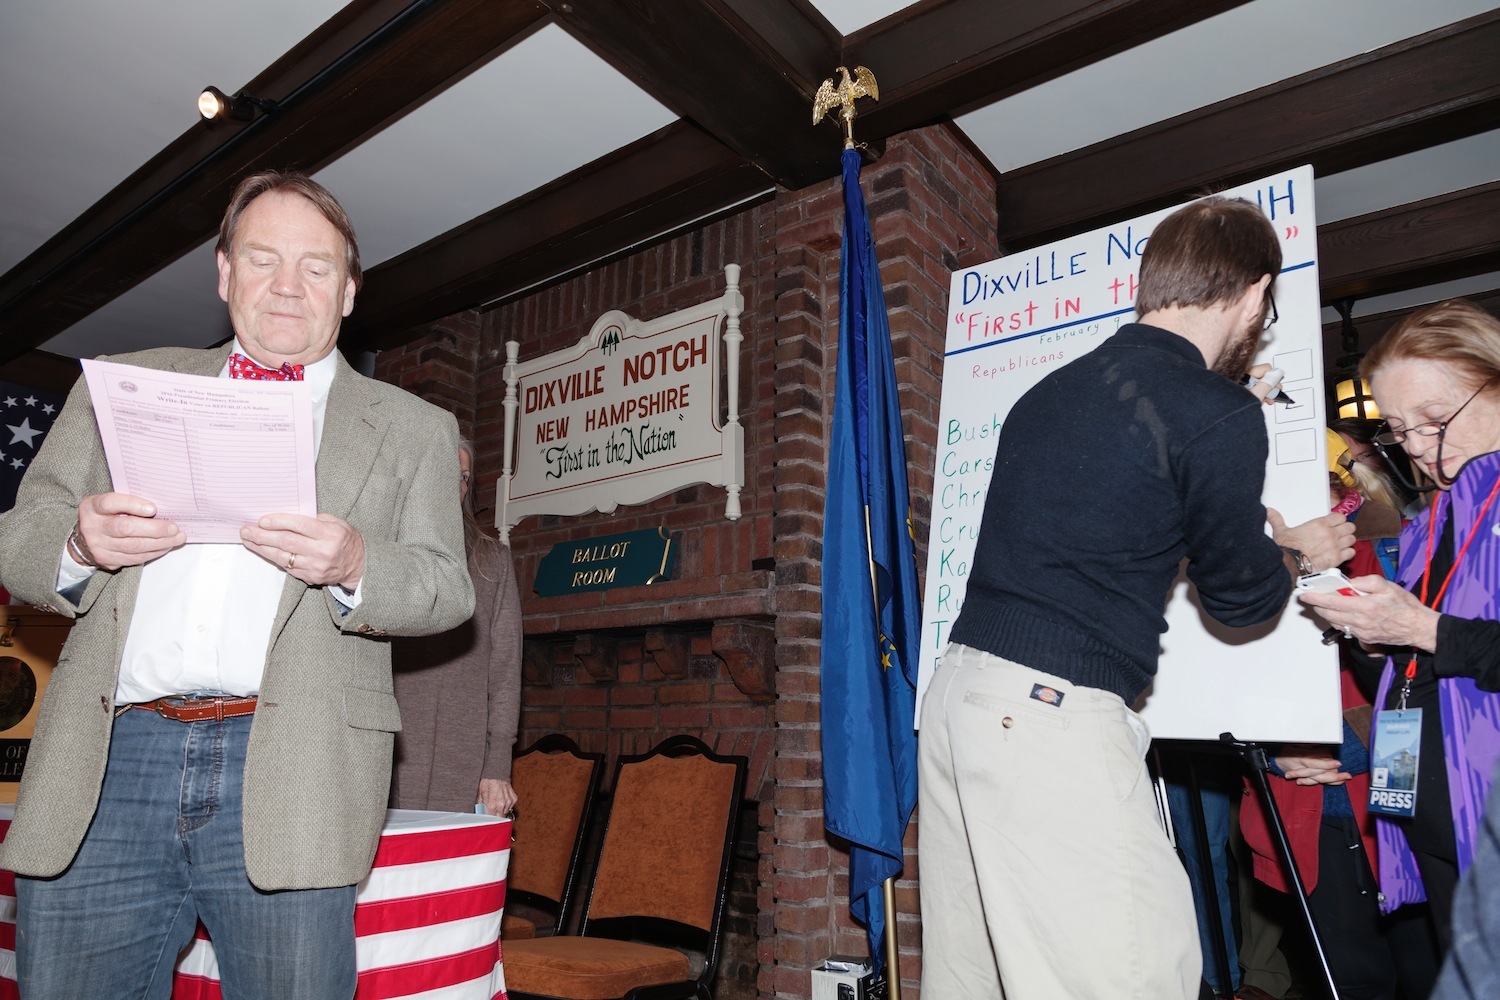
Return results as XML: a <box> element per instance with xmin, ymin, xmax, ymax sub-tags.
<box><xmin>1403</xmin><ymin>474</ymin><xmax>1500</xmax><ymax>689</ymax></box>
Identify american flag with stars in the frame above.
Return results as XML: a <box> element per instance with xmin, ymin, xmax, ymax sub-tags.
<box><xmin>0</xmin><ymin>380</ymin><xmax>67</xmax><ymax>515</ymax></box>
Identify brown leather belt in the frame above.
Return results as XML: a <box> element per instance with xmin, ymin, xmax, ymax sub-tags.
<box><xmin>132</xmin><ymin>695</ymin><xmax>258</xmax><ymax>723</ymax></box>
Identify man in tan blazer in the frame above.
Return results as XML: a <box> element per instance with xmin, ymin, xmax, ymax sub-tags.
<box><xmin>0</xmin><ymin>171</ymin><xmax>474</xmax><ymax>1000</ymax></box>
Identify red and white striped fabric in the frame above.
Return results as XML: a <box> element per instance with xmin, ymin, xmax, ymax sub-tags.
<box><xmin>0</xmin><ymin>808</ymin><xmax>510</xmax><ymax>1000</ymax></box>
<box><xmin>0</xmin><ymin>816</ymin><xmax>16</xmax><ymax>1000</ymax></box>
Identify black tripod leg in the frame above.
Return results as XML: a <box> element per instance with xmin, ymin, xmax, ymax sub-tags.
<box><xmin>1184</xmin><ymin>752</ymin><xmax>1236</xmax><ymax>996</ymax></box>
<box><xmin>1221</xmin><ymin>732</ymin><xmax>1341</xmax><ymax>1000</ymax></box>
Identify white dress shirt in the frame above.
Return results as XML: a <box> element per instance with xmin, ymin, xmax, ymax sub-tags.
<box><xmin>58</xmin><ymin>343</ymin><xmax>356</xmax><ymax>703</ymax></box>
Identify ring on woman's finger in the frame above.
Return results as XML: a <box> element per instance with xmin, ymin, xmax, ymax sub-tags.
<box><xmin>1342</xmin><ymin>626</ymin><xmax>1354</xmax><ymax>639</ymax></box>
<box><xmin>287</xmin><ymin>551</ymin><xmax>296</xmax><ymax>571</ymax></box>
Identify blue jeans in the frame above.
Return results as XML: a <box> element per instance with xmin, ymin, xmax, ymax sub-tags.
<box><xmin>16</xmin><ymin>706</ymin><xmax>356</xmax><ymax>1000</ymax></box>
<box><xmin>1165</xmin><ymin>767</ymin><xmax>1241</xmax><ymax>994</ymax></box>
<box><xmin>1434</xmin><ymin>756</ymin><xmax>1500</xmax><ymax>999</ymax></box>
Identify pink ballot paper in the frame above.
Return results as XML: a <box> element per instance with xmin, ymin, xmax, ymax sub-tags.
<box><xmin>80</xmin><ymin>359</ymin><xmax>317</xmax><ymax>543</ymax></box>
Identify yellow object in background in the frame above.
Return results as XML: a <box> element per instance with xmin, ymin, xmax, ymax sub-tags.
<box><xmin>1327</xmin><ymin>427</ymin><xmax>1356</xmax><ymax>488</ymax></box>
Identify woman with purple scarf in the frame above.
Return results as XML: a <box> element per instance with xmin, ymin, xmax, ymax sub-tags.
<box><xmin>1301</xmin><ymin>299</ymin><xmax>1500</xmax><ymax>995</ymax></box>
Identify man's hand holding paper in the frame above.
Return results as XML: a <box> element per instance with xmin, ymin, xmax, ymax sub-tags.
<box><xmin>241</xmin><ymin>511</ymin><xmax>365</xmax><ymax>589</ymax></box>
<box><xmin>73</xmin><ymin>492</ymin><xmax>186</xmax><ymax>571</ymax></box>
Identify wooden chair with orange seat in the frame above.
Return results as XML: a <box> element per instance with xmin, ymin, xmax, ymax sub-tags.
<box><xmin>504</xmin><ymin>734</ymin><xmax>748</xmax><ymax>1000</ymax></box>
<box><xmin>503</xmin><ymin>734</ymin><xmax>606</xmax><ymax>941</ymax></box>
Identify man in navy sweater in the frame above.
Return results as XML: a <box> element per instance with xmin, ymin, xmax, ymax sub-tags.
<box><xmin>917</xmin><ymin>197</ymin><xmax>1355</xmax><ymax>1000</ymax></box>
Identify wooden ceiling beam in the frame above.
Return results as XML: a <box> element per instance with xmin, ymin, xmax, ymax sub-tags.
<box><xmin>344</xmin><ymin>121</ymin><xmax>770</xmax><ymax>349</ymax></box>
<box><xmin>1318</xmin><ymin>181</ymin><xmax>1500</xmax><ymax>304</ymax></box>
<box><xmin>309</xmin><ymin>0</ymin><xmax>1302</xmax><ymax>347</ymax></box>
<box><xmin>541</xmin><ymin>0</ymin><xmax>841</xmax><ymax>189</ymax></box>
<box><xmin>0</xmin><ymin>350</ymin><xmax>83</xmax><ymax>397</ymax></box>
<box><xmin>1320</xmin><ymin>286</ymin><xmax>1500</xmax><ymax>364</ymax></box>
<box><xmin>846</xmin><ymin>0</ymin><xmax>1253</xmax><ymax>139</ymax></box>
<box><xmin>0</xmin><ymin>0</ymin><xmax>550</xmax><ymax>364</ymax></box>
<box><xmin>995</xmin><ymin>11</ymin><xmax>1500</xmax><ymax>249</ymax></box>
<box><xmin>351</xmin><ymin>4</ymin><xmax>1500</xmax><ymax>350</ymax></box>
<box><xmin>545</xmin><ymin>0</ymin><xmax>1256</xmax><ymax>191</ymax></box>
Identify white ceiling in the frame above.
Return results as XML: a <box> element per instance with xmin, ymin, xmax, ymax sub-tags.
<box><xmin>958</xmin><ymin>0</ymin><xmax>1497</xmax><ymax>172</ymax></box>
<box><xmin>314</xmin><ymin>25</ymin><xmax>677</xmax><ymax>267</ymax></box>
<box><xmin>0</xmin><ymin>0</ymin><xmax>346</xmax><ymax>275</ymax></box>
<box><xmin>41</xmin><ymin>23</ymin><xmax>681</xmax><ymax>357</ymax></box>
<box><xmin>813</xmin><ymin>0</ymin><xmax>913</xmax><ymax>35</ymax></box>
<box><xmin>2</xmin><ymin>0</ymin><xmax>1495</xmax><ymax>358</ymax></box>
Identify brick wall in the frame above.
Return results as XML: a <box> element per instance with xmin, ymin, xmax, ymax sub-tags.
<box><xmin>373</xmin><ymin>309</ymin><xmax>483</xmax><ymax>439</ymax></box>
<box><xmin>374</xmin><ymin>123</ymin><xmax>999</xmax><ymax>1000</ymax></box>
<box><xmin>763</xmin><ymin>127</ymin><xmax>999</xmax><ymax>998</ymax></box>
<box><xmin>765</xmin><ymin>170</ymin><xmax>838</xmax><ymax>998</ymax></box>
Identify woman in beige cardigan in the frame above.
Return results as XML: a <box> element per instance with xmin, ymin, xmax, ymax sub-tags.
<box><xmin>390</xmin><ymin>439</ymin><xmax>523</xmax><ymax>815</ymax></box>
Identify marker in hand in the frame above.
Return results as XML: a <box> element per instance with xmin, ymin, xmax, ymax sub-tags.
<box><xmin>1242</xmin><ymin>367</ymin><xmax>1295</xmax><ymax>405</ymax></box>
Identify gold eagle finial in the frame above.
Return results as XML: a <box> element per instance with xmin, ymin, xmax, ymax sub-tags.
<box><xmin>812</xmin><ymin>65</ymin><xmax>879</xmax><ymax>149</ymax></box>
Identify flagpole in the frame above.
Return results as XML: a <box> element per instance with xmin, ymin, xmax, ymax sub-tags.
<box><xmin>882</xmin><ymin>876</ymin><xmax>902</xmax><ymax>998</ymax></box>
<box><xmin>866</xmin><ymin>510</ymin><xmax>904</xmax><ymax>1000</ymax></box>
<box><xmin>820</xmin><ymin>66</ymin><xmax>904</xmax><ymax>999</ymax></box>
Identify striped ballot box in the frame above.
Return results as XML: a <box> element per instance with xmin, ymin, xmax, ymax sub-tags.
<box><xmin>0</xmin><ymin>808</ymin><xmax>510</xmax><ymax>1000</ymax></box>
<box><xmin>0</xmin><ymin>816</ymin><xmax>12</xmax><ymax>1000</ymax></box>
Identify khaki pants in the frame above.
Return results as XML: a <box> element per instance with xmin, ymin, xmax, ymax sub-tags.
<box><xmin>917</xmin><ymin>644</ymin><xmax>1199</xmax><ymax>1000</ymax></box>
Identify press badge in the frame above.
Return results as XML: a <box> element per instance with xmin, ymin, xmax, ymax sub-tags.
<box><xmin>1368</xmin><ymin>709</ymin><xmax>1422</xmax><ymax>818</ymax></box>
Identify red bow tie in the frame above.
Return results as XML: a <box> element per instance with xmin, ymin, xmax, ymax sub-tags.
<box><xmin>229</xmin><ymin>353</ymin><xmax>304</xmax><ymax>381</ymax></box>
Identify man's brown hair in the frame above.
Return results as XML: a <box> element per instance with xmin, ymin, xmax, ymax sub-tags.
<box><xmin>217</xmin><ymin>170</ymin><xmax>362</xmax><ymax>291</ymax></box>
<box><xmin>1135</xmin><ymin>196</ymin><xmax>1281</xmax><ymax>317</ymax></box>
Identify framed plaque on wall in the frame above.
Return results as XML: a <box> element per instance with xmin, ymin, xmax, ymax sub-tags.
<box><xmin>0</xmin><ymin>606</ymin><xmax>71</xmax><ymax>802</ymax></box>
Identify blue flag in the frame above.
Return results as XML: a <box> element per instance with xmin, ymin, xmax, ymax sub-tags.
<box><xmin>820</xmin><ymin>147</ymin><xmax>921</xmax><ymax>971</ymax></box>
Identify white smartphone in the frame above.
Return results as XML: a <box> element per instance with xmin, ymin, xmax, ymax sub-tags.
<box><xmin>1296</xmin><ymin>568</ymin><xmax>1365</xmax><ymax>596</ymax></box>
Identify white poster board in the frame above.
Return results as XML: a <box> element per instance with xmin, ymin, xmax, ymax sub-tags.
<box><xmin>917</xmin><ymin>166</ymin><xmax>1340</xmax><ymax>743</ymax></box>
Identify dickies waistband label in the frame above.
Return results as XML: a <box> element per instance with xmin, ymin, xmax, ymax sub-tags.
<box><xmin>1029</xmin><ymin>684</ymin><xmax>1064</xmax><ymax>707</ymax></box>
